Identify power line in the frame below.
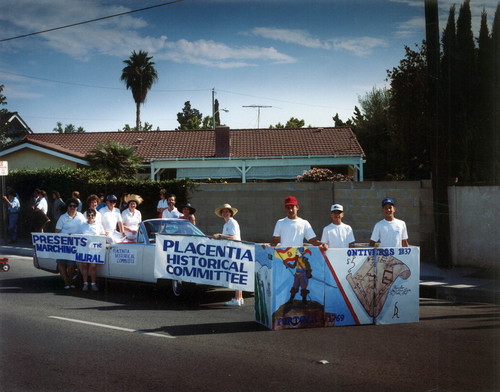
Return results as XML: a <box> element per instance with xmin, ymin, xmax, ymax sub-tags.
<box><xmin>0</xmin><ymin>0</ymin><xmax>186</xmax><ymax>42</ymax></box>
<box><xmin>0</xmin><ymin>69</ymin><xmax>207</xmax><ymax>93</ymax></box>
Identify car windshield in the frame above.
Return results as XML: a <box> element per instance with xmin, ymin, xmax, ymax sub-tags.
<box><xmin>143</xmin><ymin>219</ymin><xmax>206</xmax><ymax>242</ymax></box>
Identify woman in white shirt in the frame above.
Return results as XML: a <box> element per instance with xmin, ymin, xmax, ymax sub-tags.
<box><xmin>213</xmin><ymin>203</ymin><xmax>243</xmax><ymax>306</ymax></box>
<box><xmin>122</xmin><ymin>194</ymin><xmax>143</xmax><ymax>241</ymax></box>
<box><xmin>80</xmin><ymin>208</ymin><xmax>105</xmax><ymax>292</ymax></box>
<box><xmin>54</xmin><ymin>198</ymin><xmax>86</xmax><ymax>289</ymax></box>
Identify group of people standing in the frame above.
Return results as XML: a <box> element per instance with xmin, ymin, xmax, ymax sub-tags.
<box><xmin>5</xmin><ymin>187</ymin><xmax>408</xmax><ymax>307</ymax></box>
<box><xmin>266</xmin><ymin>195</ymin><xmax>409</xmax><ymax>307</ymax></box>
<box><xmin>269</xmin><ymin>195</ymin><xmax>408</xmax><ymax>249</ymax></box>
<box><xmin>54</xmin><ymin>193</ymin><xmax>144</xmax><ymax>291</ymax></box>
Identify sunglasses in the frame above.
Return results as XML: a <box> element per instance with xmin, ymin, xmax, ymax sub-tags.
<box><xmin>68</xmin><ymin>204</ymin><xmax>77</xmax><ymax>208</ymax></box>
<box><xmin>108</xmin><ymin>200</ymin><xmax>117</xmax><ymax>203</ymax></box>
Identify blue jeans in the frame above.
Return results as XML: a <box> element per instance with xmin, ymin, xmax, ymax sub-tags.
<box><xmin>8</xmin><ymin>213</ymin><xmax>19</xmax><ymax>242</ymax></box>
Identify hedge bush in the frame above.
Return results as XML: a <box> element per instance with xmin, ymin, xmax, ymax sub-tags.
<box><xmin>2</xmin><ymin>168</ymin><xmax>193</xmax><ymax>238</ymax></box>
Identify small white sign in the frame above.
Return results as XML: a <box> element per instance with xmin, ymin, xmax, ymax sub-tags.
<box><xmin>0</xmin><ymin>161</ymin><xmax>8</xmax><ymax>176</ymax></box>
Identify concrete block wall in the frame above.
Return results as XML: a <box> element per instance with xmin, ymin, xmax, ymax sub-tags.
<box><xmin>189</xmin><ymin>181</ymin><xmax>434</xmax><ymax>260</ymax></box>
<box><xmin>188</xmin><ymin>181</ymin><xmax>498</xmax><ymax>268</ymax></box>
<box><xmin>189</xmin><ymin>182</ymin><xmax>333</xmax><ymax>244</ymax></box>
<box><xmin>332</xmin><ymin>180</ymin><xmax>434</xmax><ymax>246</ymax></box>
<box><xmin>448</xmin><ymin>186</ymin><xmax>500</xmax><ymax>268</ymax></box>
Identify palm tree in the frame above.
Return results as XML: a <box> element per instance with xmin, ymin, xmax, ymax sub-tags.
<box><xmin>85</xmin><ymin>141</ymin><xmax>143</xmax><ymax>179</ymax></box>
<box><xmin>120</xmin><ymin>50</ymin><xmax>158</xmax><ymax>131</ymax></box>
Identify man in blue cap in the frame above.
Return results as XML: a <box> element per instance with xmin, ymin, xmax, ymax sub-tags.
<box><xmin>369</xmin><ymin>198</ymin><xmax>408</xmax><ymax>248</ymax></box>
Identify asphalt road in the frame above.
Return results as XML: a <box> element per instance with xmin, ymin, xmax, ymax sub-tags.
<box><xmin>1</xmin><ymin>255</ymin><xmax>499</xmax><ymax>392</ymax></box>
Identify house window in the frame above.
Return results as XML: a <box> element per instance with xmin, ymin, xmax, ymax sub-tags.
<box><xmin>159</xmin><ymin>169</ymin><xmax>177</xmax><ymax>180</ymax></box>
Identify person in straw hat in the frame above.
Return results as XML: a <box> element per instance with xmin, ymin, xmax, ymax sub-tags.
<box><xmin>213</xmin><ymin>203</ymin><xmax>244</xmax><ymax>306</ymax></box>
<box><xmin>180</xmin><ymin>203</ymin><xmax>196</xmax><ymax>225</ymax></box>
<box><xmin>121</xmin><ymin>194</ymin><xmax>143</xmax><ymax>241</ymax></box>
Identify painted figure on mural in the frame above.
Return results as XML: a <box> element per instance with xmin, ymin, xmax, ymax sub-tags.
<box><xmin>284</xmin><ymin>247</ymin><xmax>313</xmax><ymax>305</ymax></box>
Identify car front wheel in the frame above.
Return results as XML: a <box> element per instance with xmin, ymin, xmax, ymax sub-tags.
<box><xmin>171</xmin><ymin>280</ymin><xmax>183</xmax><ymax>297</ymax></box>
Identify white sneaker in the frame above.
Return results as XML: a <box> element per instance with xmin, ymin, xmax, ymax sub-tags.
<box><xmin>225</xmin><ymin>298</ymin><xmax>242</xmax><ymax>306</ymax></box>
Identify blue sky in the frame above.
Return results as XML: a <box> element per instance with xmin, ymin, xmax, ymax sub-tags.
<box><xmin>1</xmin><ymin>0</ymin><xmax>498</xmax><ymax>133</ymax></box>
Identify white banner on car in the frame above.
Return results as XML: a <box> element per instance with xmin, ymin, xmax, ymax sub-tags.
<box><xmin>154</xmin><ymin>234</ymin><xmax>255</xmax><ymax>291</ymax></box>
<box><xmin>32</xmin><ymin>233</ymin><xmax>107</xmax><ymax>264</ymax></box>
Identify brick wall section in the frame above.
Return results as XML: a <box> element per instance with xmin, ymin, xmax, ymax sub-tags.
<box><xmin>189</xmin><ymin>181</ymin><xmax>435</xmax><ymax>261</ymax></box>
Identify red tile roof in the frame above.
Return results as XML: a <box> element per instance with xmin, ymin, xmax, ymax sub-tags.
<box><xmin>19</xmin><ymin>127</ymin><xmax>365</xmax><ymax>163</ymax></box>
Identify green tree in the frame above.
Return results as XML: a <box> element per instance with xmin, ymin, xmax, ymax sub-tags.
<box><xmin>475</xmin><ymin>9</ymin><xmax>494</xmax><ymax>184</ymax></box>
<box><xmin>493</xmin><ymin>2</ymin><xmax>500</xmax><ymax>184</ymax></box>
<box><xmin>0</xmin><ymin>84</ymin><xmax>8</xmax><ymax>146</ymax></box>
<box><xmin>85</xmin><ymin>141</ymin><xmax>143</xmax><ymax>179</ymax></box>
<box><xmin>332</xmin><ymin>112</ymin><xmax>355</xmax><ymax>127</ymax></box>
<box><xmin>120</xmin><ymin>50</ymin><xmax>158</xmax><ymax>132</ymax></box>
<box><xmin>201</xmin><ymin>99</ymin><xmax>222</xmax><ymax>129</ymax></box>
<box><xmin>52</xmin><ymin>122</ymin><xmax>85</xmax><ymax>133</ymax></box>
<box><xmin>269</xmin><ymin>117</ymin><xmax>305</xmax><ymax>128</ymax></box>
<box><xmin>119</xmin><ymin>122</ymin><xmax>158</xmax><ymax>132</ymax></box>
<box><xmin>352</xmin><ymin>87</ymin><xmax>395</xmax><ymax>180</ymax></box>
<box><xmin>176</xmin><ymin>101</ymin><xmax>202</xmax><ymax>130</ymax></box>
<box><xmin>440</xmin><ymin>4</ymin><xmax>458</xmax><ymax>184</ymax></box>
<box><xmin>387</xmin><ymin>43</ymin><xmax>430</xmax><ymax>180</ymax></box>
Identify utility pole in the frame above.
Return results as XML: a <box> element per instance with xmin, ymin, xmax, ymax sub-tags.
<box><xmin>242</xmin><ymin>105</ymin><xmax>272</xmax><ymax>129</ymax></box>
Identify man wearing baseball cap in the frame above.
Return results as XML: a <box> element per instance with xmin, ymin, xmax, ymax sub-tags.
<box><xmin>270</xmin><ymin>196</ymin><xmax>327</xmax><ymax>248</ymax></box>
<box><xmin>321</xmin><ymin>204</ymin><xmax>355</xmax><ymax>248</ymax></box>
<box><xmin>369</xmin><ymin>198</ymin><xmax>409</xmax><ymax>248</ymax></box>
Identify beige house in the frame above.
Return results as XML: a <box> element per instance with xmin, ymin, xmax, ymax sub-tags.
<box><xmin>0</xmin><ymin>126</ymin><xmax>366</xmax><ymax>182</ymax></box>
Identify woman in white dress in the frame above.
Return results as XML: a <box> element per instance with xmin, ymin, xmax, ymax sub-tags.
<box><xmin>121</xmin><ymin>194</ymin><xmax>143</xmax><ymax>241</ymax></box>
<box><xmin>213</xmin><ymin>203</ymin><xmax>244</xmax><ymax>307</ymax></box>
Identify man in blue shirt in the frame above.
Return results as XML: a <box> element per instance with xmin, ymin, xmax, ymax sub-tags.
<box><xmin>2</xmin><ymin>189</ymin><xmax>20</xmax><ymax>243</ymax></box>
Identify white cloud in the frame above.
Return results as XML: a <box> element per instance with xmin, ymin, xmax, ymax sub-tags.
<box><xmin>390</xmin><ymin>0</ymin><xmax>499</xmax><ymax>37</ymax></box>
<box><xmin>250</xmin><ymin>27</ymin><xmax>388</xmax><ymax>56</ymax></box>
<box><xmin>393</xmin><ymin>16</ymin><xmax>425</xmax><ymax>39</ymax></box>
<box><xmin>251</xmin><ymin>27</ymin><xmax>327</xmax><ymax>49</ymax></box>
<box><xmin>157</xmin><ymin>39</ymin><xmax>296</xmax><ymax>68</ymax></box>
<box><xmin>0</xmin><ymin>0</ymin><xmax>295</xmax><ymax>67</ymax></box>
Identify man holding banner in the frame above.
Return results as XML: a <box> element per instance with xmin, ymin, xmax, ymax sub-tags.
<box><xmin>54</xmin><ymin>198</ymin><xmax>86</xmax><ymax>289</ymax></box>
<box><xmin>369</xmin><ymin>198</ymin><xmax>409</xmax><ymax>248</ymax></box>
<box><xmin>269</xmin><ymin>196</ymin><xmax>327</xmax><ymax>306</ymax></box>
<box><xmin>321</xmin><ymin>204</ymin><xmax>356</xmax><ymax>248</ymax></box>
<box><xmin>270</xmin><ymin>196</ymin><xmax>327</xmax><ymax>249</ymax></box>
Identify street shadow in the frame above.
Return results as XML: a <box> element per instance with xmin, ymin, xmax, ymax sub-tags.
<box><xmin>140</xmin><ymin>321</ymin><xmax>268</xmax><ymax>336</ymax></box>
<box><xmin>0</xmin><ymin>275</ymin><xmax>244</xmax><ymax>311</ymax></box>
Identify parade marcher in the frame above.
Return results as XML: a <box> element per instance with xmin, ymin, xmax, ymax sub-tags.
<box><xmin>180</xmin><ymin>203</ymin><xmax>196</xmax><ymax>225</ymax></box>
<box><xmin>79</xmin><ymin>208</ymin><xmax>105</xmax><ymax>291</ymax></box>
<box><xmin>101</xmin><ymin>194</ymin><xmax>125</xmax><ymax>242</ymax></box>
<box><xmin>269</xmin><ymin>196</ymin><xmax>326</xmax><ymax>306</ymax></box>
<box><xmin>270</xmin><ymin>196</ymin><xmax>327</xmax><ymax>248</ymax></box>
<box><xmin>161</xmin><ymin>194</ymin><xmax>181</xmax><ymax>218</ymax></box>
<box><xmin>369</xmin><ymin>198</ymin><xmax>409</xmax><ymax>248</ymax></box>
<box><xmin>96</xmin><ymin>193</ymin><xmax>107</xmax><ymax>211</ymax></box>
<box><xmin>321</xmin><ymin>204</ymin><xmax>355</xmax><ymax>248</ymax></box>
<box><xmin>83</xmin><ymin>194</ymin><xmax>103</xmax><ymax>225</ymax></box>
<box><xmin>54</xmin><ymin>198</ymin><xmax>86</xmax><ymax>289</ymax></box>
<box><xmin>72</xmin><ymin>190</ymin><xmax>82</xmax><ymax>212</ymax></box>
<box><xmin>213</xmin><ymin>203</ymin><xmax>243</xmax><ymax>306</ymax></box>
<box><xmin>31</xmin><ymin>188</ymin><xmax>50</xmax><ymax>232</ymax></box>
<box><xmin>2</xmin><ymin>189</ymin><xmax>20</xmax><ymax>243</ymax></box>
<box><xmin>50</xmin><ymin>191</ymin><xmax>66</xmax><ymax>231</ymax></box>
<box><xmin>157</xmin><ymin>188</ymin><xmax>168</xmax><ymax>218</ymax></box>
<box><xmin>121</xmin><ymin>194</ymin><xmax>143</xmax><ymax>241</ymax></box>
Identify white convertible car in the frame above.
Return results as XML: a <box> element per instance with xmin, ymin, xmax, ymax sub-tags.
<box><xmin>33</xmin><ymin>218</ymin><xmax>206</xmax><ymax>295</ymax></box>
